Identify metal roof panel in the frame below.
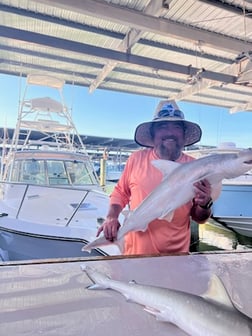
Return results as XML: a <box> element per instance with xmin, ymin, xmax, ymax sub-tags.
<box><xmin>0</xmin><ymin>0</ymin><xmax>252</xmax><ymax>111</ymax></box>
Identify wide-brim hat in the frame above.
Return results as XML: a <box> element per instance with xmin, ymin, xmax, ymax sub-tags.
<box><xmin>134</xmin><ymin>100</ymin><xmax>202</xmax><ymax>147</ymax></box>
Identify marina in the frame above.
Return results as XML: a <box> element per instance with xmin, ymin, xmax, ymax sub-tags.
<box><xmin>188</xmin><ymin>144</ymin><xmax>252</xmax><ymax>238</ymax></box>
<box><xmin>0</xmin><ymin>1</ymin><xmax>252</xmax><ymax>335</ymax></box>
<box><xmin>196</xmin><ymin>219</ymin><xmax>252</xmax><ymax>252</ymax></box>
<box><xmin>0</xmin><ymin>74</ymin><xmax>120</xmax><ymax>261</ymax></box>
<box><xmin>213</xmin><ymin>183</ymin><xmax>252</xmax><ymax>238</ymax></box>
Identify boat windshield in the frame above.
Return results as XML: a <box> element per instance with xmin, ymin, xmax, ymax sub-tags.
<box><xmin>9</xmin><ymin>158</ymin><xmax>97</xmax><ymax>186</ymax></box>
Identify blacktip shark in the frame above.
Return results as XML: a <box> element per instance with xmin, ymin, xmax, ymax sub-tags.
<box><xmin>82</xmin><ymin>149</ymin><xmax>252</xmax><ymax>253</ymax></box>
<box><xmin>82</xmin><ymin>265</ymin><xmax>252</xmax><ymax>336</ymax></box>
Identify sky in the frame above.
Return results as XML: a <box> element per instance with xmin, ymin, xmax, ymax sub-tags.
<box><xmin>1</xmin><ymin>73</ymin><xmax>252</xmax><ymax>149</ymax></box>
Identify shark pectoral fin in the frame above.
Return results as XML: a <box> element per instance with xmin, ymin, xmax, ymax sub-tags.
<box><xmin>144</xmin><ymin>306</ymin><xmax>160</xmax><ymax>315</ymax></box>
<box><xmin>202</xmin><ymin>274</ymin><xmax>234</xmax><ymax>309</ymax></box>
<box><xmin>121</xmin><ymin>209</ymin><xmax>130</xmax><ymax>218</ymax></box>
<box><xmin>121</xmin><ymin>293</ymin><xmax>132</xmax><ymax>301</ymax></box>
<box><xmin>158</xmin><ymin>211</ymin><xmax>174</xmax><ymax>222</ymax></box>
<box><xmin>144</xmin><ymin>307</ymin><xmax>170</xmax><ymax>322</ymax></box>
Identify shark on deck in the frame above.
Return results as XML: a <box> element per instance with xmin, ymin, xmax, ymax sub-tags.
<box><xmin>82</xmin><ymin>265</ymin><xmax>252</xmax><ymax>336</ymax></box>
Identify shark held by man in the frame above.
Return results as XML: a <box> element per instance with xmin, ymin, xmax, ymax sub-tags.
<box><xmin>82</xmin><ymin>265</ymin><xmax>252</xmax><ymax>336</ymax></box>
<box><xmin>82</xmin><ymin>149</ymin><xmax>252</xmax><ymax>253</ymax></box>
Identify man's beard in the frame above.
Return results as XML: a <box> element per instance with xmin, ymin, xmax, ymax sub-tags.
<box><xmin>158</xmin><ymin>139</ymin><xmax>181</xmax><ymax>160</ymax></box>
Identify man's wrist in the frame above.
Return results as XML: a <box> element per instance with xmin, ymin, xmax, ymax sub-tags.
<box><xmin>198</xmin><ymin>198</ymin><xmax>213</xmax><ymax>210</ymax></box>
<box><xmin>106</xmin><ymin>215</ymin><xmax>119</xmax><ymax>221</ymax></box>
<box><xmin>191</xmin><ymin>198</ymin><xmax>212</xmax><ymax>222</ymax></box>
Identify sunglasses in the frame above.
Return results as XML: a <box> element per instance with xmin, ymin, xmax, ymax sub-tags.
<box><xmin>154</xmin><ymin>108</ymin><xmax>184</xmax><ymax>119</ymax></box>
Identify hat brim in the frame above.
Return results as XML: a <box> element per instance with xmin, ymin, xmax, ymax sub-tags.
<box><xmin>134</xmin><ymin>118</ymin><xmax>202</xmax><ymax>147</ymax></box>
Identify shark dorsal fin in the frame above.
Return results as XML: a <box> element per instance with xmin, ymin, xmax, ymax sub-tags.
<box><xmin>151</xmin><ymin>160</ymin><xmax>181</xmax><ymax>179</ymax></box>
<box><xmin>202</xmin><ymin>274</ymin><xmax>234</xmax><ymax>309</ymax></box>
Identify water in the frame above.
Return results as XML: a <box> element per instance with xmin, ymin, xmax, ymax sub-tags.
<box><xmin>192</xmin><ymin>218</ymin><xmax>252</xmax><ymax>252</ymax></box>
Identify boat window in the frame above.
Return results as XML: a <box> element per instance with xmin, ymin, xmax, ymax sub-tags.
<box><xmin>8</xmin><ymin>158</ymin><xmax>97</xmax><ymax>186</ymax></box>
<box><xmin>47</xmin><ymin>160</ymin><xmax>68</xmax><ymax>185</ymax></box>
<box><xmin>11</xmin><ymin>159</ymin><xmax>46</xmax><ymax>184</ymax></box>
<box><xmin>65</xmin><ymin>160</ymin><xmax>97</xmax><ymax>185</ymax></box>
<box><xmin>9</xmin><ymin>160</ymin><xmax>22</xmax><ymax>182</ymax></box>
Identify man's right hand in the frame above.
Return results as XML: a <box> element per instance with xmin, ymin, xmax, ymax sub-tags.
<box><xmin>96</xmin><ymin>216</ymin><xmax>121</xmax><ymax>241</ymax></box>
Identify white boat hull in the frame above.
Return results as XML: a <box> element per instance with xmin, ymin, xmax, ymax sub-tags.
<box><xmin>0</xmin><ymin>216</ymin><xmax>120</xmax><ymax>261</ymax></box>
<box><xmin>0</xmin><ymin>222</ymin><xmax>100</xmax><ymax>261</ymax></box>
<box><xmin>0</xmin><ymin>183</ymin><xmax>121</xmax><ymax>261</ymax></box>
<box><xmin>212</xmin><ymin>184</ymin><xmax>252</xmax><ymax>237</ymax></box>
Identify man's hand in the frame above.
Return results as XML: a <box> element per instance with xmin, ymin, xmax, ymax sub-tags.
<box><xmin>193</xmin><ymin>179</ymin><xmax>212</xmax><ymax>207</ymax></box>
<box><xmin>96</xmin><ymin>216</ymin><xmax>121</xmax><ymax>241</ymax></box>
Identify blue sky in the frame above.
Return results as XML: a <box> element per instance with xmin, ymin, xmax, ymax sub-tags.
<box><xmin>1</xmin><ymin>73</ymin><xmax>251</xmax><ymax>148</ymax></box>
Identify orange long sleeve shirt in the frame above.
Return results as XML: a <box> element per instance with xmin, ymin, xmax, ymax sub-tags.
<box><xmin>110</xmin><ymin>148</ymin><xmax>195</xmax><ymax>255</ymax></box>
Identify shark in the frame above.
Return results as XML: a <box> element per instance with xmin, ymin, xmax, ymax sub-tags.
<box><xmin>82</xmin><ymin>265</ymin><xmax>252</xmax><ymax>336</ymax></box>
<box><xmin>82</xmin><ymin>149</ymin><xmax>252</xmax><ymax>253</ymax></box>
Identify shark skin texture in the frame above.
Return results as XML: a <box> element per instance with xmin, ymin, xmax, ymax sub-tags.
<box><xmin>82</xmin><ymin>149</ymin><xmax>252</xmax><ymax>254</ymax></box>
<box><xmin>82</xmin><ymin>265</ymin><xmax>252</xmax><ymax>336</ymax></box>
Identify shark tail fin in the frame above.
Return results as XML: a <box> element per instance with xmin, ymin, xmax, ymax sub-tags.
<box><xmin>81</xmin><ymin>265</ymin><xmax>111</xmax><ymax>290</ymax></box>
<box><xmin>82</xmin><ymin>236</ymin><xmax>109</xmax><ymax>252</ymax></box>
<box><xmin>82</xmin><ymin>235</ymin><xmax>125</xmax><ymax>254</ymax></box>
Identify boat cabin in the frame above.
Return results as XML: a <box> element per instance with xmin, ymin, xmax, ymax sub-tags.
<box><xmin>3</xmin><ymin>150</ymin><xmax>99</xmax><ymax>186</ymax></box>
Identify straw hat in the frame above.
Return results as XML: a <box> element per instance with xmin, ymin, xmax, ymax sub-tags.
<box><xmin>134</xmin><ymin>100</ymin><xmax>202</xmax><ymax>147</ymax></box>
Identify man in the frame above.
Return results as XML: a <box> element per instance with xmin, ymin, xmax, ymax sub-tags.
<box><xmin>97</xmin><ymin>100</ymin><xmax>214</xmax><ymax>255</ymax></box>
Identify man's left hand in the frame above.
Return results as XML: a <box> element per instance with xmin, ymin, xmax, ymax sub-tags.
<box><xmin>193</xmin><ymin>179</ymin><xmax>212</xmax><ymax>207</ymax></box>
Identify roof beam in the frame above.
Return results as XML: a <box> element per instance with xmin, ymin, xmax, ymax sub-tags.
<box><xmin>0</xmin><ymin>25</ymin><xmax>236</xmax><ymax>84</ymax></box>
<box><xmin>172</xmin><ymin>58</ymin><xmax>252</xmax><ymax>112</ymax></box>
<box><xmin>89</xmin><ymin>0</ymin><xmax>167</xmax><ymax>93</ymax></box>
<box><xmin>198</xmin><ymin>0</ymin><xmax>252</xmax><ymax>16</ymax></box>
<box><xmin>0</xmin><ymin>3</ymin><xmax>234</xmax><ymax>65</ymax></box>
<box><xmin>35</xmin><ymin>0</ymin><xmax>252</xmax><ymax>54</ymax></box>
<box><xmin>0</xmin><ymin>3</ymin><xmax>123</xmax><ymax>40</ymax></box>
<box><xmin>173</xmin><ymin>61</ymin><xmax>242</xmax><ymax>100</ymax></box>
<box><xmin>0</xmin><ymin>44</ymin><xmax>104</xmax><ymax>69</ymax></box>
<box><xmin>230</xmin><ymin>102</ymin><xmax>252</xmax><ymax>113</ymax></box>
<box><xmin>0</xmin><ymin>44</ymin><xmax>185</xmax><ymax>86</ymax></box>
<box><xmin>172</xmin><ymin>80</ymin><xmax>219</xmax><ymax>101</ymax></box>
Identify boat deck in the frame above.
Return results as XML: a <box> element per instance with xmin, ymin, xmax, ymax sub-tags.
<box><xmin>0</xmin><ymin>251</ymin><xmax>251</xmax><ymax>335</ymax></box>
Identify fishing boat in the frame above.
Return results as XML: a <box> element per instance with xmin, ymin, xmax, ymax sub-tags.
<box><xmin>212</xmin><ymin>175</ymin><xmax>252</xmax><ymax>238</ymax></box>
<box><xmin>0</xmin><ymin>74</ymin><xmax>120</xmax><ymax>261</ymax></box>
<box><xmin>106</xmin><ymin>161</ymin><xmax>126</xmax><ymax>182</ymax></box>
<box><xmin>94</xmin><ymin>159</ymin><xmax>126</xmax><ymax>182</ymax></box>
<box><xmin>188</xmin><ymin>143</ymin><xmax>252</xmax><ymax>238</ymax></box>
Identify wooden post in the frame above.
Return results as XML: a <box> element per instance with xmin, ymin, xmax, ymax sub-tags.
<box><xmin>99</xmin><ymin>158</ymin><xmax>107</xmax><ymax>187</ymax></box>
<box><xmin>100</xmin><ymin>148</ymin><xmax>108</xmax><ymax>187</ymax></box>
